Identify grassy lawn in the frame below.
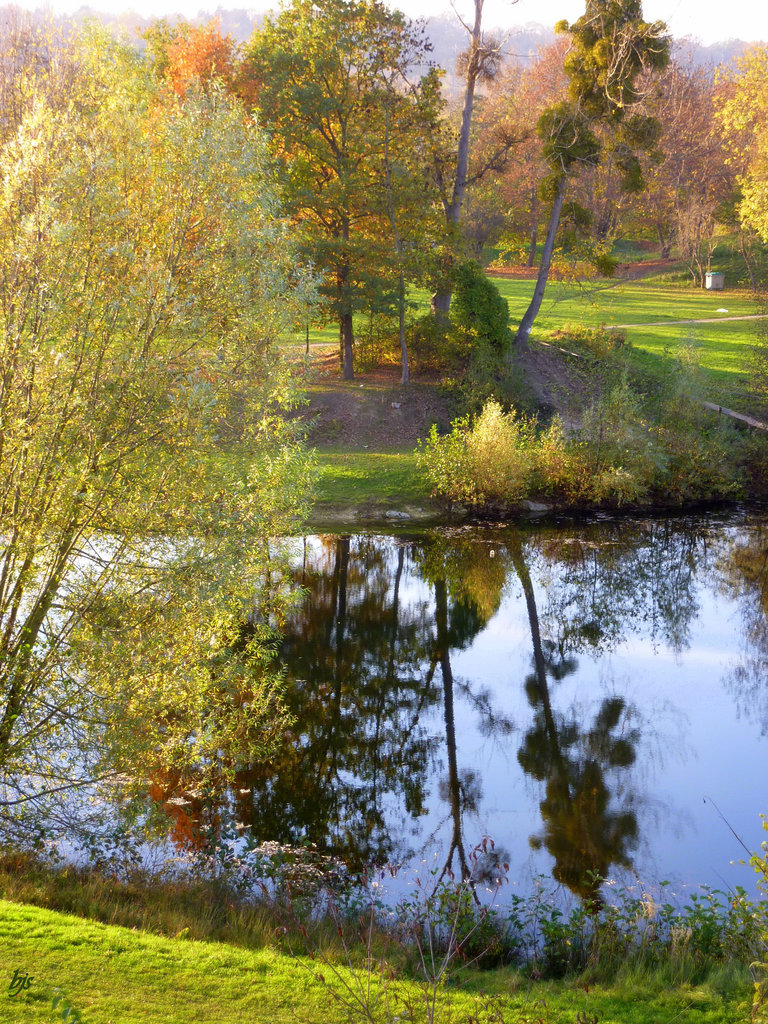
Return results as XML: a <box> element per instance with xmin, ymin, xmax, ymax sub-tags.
<box><xmin>491</xmin><ymin>274</ymin><xmax>757</xmax><ymax>325</ymax></box>
<box><xmin>312</xmin><ymin>449</ymin><xmax>431</xmax><ymax>508</ymax></box>
<box><xmin>490</xmin><ymin>275</ymin><xmax>763</xmax><ymax>398</ymax></box>
<box><xmin>281</xmin><ymin>276</ymin><xmax>763</xmax><ymax>399</ymax></box>
<box><xmin>0</xmin><ymin>900</ymin><xmax>752</xmax><ymax>1024</ymax></box>
<box><xmin>406</xmin><ymin>276</ymin><xmax>761</xmax><ymax>391</ymax></box>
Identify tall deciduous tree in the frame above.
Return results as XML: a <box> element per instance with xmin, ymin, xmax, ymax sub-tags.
<box><xmin>634</xmin><ymin>59</ymin><xmax>732</xmax><ymax>259</ymax></box>
<box><xmin>430</xmin><ymin>0</ymin><xmax>510</xmax><ymax>315</ymax></box>
<box><xmin>143</xmin><ymin>18</ymin><xmax>244</xmax><ymax>99</ymax></box>
<box><xmin>166</xmin><ymin>19</ymin><xmax>238</xmax><ymax>97</ymax></box>
<box><xmin>244</xmin><ymin>0</ymin><xmax>438</xmax><ymax>381</ymax></box>
<box><xmin>0</xmin><ymin>30</ymin><xmax>313</xmax><ymax>829</ymax></box>
<box><xmin>515</xmin><ymin>0</ymin><xmax>669</xmax><ymax>347</ymax></box>
<box><xmin>465</xmin><ymin>40</ymin><xmax>569</xmax><ymax>266</ymax></box>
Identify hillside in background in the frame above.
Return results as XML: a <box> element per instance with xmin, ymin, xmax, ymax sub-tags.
<box><xmin>13</xmin><ymin>4</ymin><xmax>754</xmax><ymax>76</ymax></box>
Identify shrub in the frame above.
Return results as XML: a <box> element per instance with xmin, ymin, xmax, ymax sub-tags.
<box><xmin>417</xmin><ymin>401</ymin><xmax>536</xmax><ymax>505</ymax></box>
<box><xmin>749</xmin><ymin>818</ymin><xmax>768</xmax><ymax>1021</ymax></box>
<box><xmin>408</xmin><ymin>313</ymin><xmax>464</xmax><ymax>372</ymax></box>
<box><xmin>418</xmin><ymin>353</ymin><xmax>747</xmax><ymax>511</ymax></box>
<box><xmin>550</xmin><ymin>323</ymin><xmax>628</xmax><ymax>359</ymax></box>
<box><xmin>451</xmin><ymin>260</ymin><xmax>512</xmax><ymax>351</ymax></box>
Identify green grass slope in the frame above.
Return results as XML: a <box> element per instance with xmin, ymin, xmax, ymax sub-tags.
<box><xmin>0</xmin><ymin>900</ymin><xmax>752</xmax><ymax>1024</ymax></box>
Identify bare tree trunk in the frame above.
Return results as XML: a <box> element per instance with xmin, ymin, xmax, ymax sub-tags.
<box><xmin>338</xmin><ymin>216</ymin><xmax>354</xmax><ymax>380</ymax></box>
<box><xmin>341</xmin><ymin>309</ymin><xmax>354</xmax><ymax>379</ymax></box>
<box><xmin>527</xmin><ymin>186</ymin><xmax>538</xmax><ymax>267</ymax></box>
<box><xmin>383</xmin><ymin>103</ymin><xmax>410</xmax><ymax>384</ymax></box>
<box><xmin>741</xmin><ymin>231</ymin><xmax>759</xmax><ymax>293</ymax></box>
<box><xmin>656</xmin><ymin>224</ymin><xmax>671</xmax><ymax>258</ymax></box>
<box><xmin>515</xmin><ymin>175</ymin><xmax>567</xmax><ymax>348</ymax></box>
<box><xmin>431</xmin><ymin>0</ymin><xmax>485</xmax><ymax>316</ymax></box>
<box><xmin>434</xmin><ymin>576</ymin><xmax>473</xmax><ymax>886</ymax></box>
<box><xmin>398</xmin><ymin>271</ymin><xmax>409</xmax><ymax>385</ymax></box>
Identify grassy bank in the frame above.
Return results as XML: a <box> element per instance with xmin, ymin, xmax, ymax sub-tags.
<box><xmin>299</xmin><ymin>272</ymin><xmax>768</xmax><ymax>516</ymax></box>
<box><xmin>312</xmin><ymin>449</ymin><xmax>430</xmax><ymax>510</ymax></box>
<box><xmin>0</xmin><ymin>899</ymin><xmax>753</xmax><ymax>1024</ymax></box>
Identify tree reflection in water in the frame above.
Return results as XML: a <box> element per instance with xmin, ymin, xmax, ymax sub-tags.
<box><xmin>143</xmin><ymin>516</ymin><xmax>768</xmax><ymax>902</ymax></box>
<box><xmin>719</xmin><ymin>519</ymin><xmax>768</xmax><ymax>734</ymax></box>
<box><xmin>234</xmin><ymin>535</ymin><xmax>441</xmax><ymax>869</ymax></box>
<box><xmin>509</xmin><ymin>532</ymin><xmax>639</xmax><ymax>903</ymax></box>
<box><xmin>415</xmin><ymin>536</ymin><xmax>512</xmax><ymax>885</ymax></box>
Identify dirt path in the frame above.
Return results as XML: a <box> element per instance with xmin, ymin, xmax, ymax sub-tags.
<box><xmin>611</xmin><ymin>314</ymin><xmax>768</xmax><ymax>328</ymax></box>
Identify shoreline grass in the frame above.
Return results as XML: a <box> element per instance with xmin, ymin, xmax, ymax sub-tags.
<box><xmin>312</xmin><ymin>449</ymin><xmax>432</xmax><ymax>510</ymax></box>
<box><xmin>0</xmin><ymin>897</ymin><xmax>753</xmax><ymax>1024</ymax></box>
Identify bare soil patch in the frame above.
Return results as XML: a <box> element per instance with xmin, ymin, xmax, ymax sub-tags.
<box><xmin>514</xmin><ymin>342</ymin><xmax>592</xmax><ymax>432</ymax></box>
<box><xmin>298</xmin><ymin>347</ymin><xmax>457</xmax><ymax>449</ymax></box>
<box><xmin>615</xmin><ymin>258</ymin><xmax>678</xmax><ymax>279</ymax></box>
<box><xmin>298</xmin><ymin>342</ymin><xmax>591</xmax><ymax>450</ymax></box>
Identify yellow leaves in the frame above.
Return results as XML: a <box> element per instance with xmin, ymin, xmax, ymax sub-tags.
<box><xmin>714</xmin><ymin>45</ymin><xmax>768</xmax><ymax>240</ymax></box>
<box><xmin>0</xmin><ymin>26</ymin><xmax>313</xmax><ymax>801</ymax></box>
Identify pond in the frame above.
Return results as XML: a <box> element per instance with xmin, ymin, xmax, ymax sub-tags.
<box><xmin>157</xmin><ymin>510</ymin><xmax>768</xmax><ymax>903</ymax></box>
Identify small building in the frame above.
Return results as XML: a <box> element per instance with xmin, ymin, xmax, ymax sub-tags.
<box><xmin>705</xmin><ymin>272</ymin><xmax>725</xmax><ymax>290</ymax></box>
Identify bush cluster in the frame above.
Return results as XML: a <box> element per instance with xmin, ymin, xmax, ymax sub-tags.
<box><xmin>409</xmin><ymin>262</ymin><xmax>512</xmax><ymax>376</ymax></box>
<box><xmin>417</xmin><ymin>375</ymin><xmax>744</xmax><ymax>510</ymax></box>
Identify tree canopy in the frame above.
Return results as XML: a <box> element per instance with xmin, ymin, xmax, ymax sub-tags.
<box><xmin>0</xmin><ymin>27</ymin><xmax>313</xmax><ymax>836</ymax></box>
<box><xmin>515</xmin><ymin>0</ymin><xmax>670</xmax><ymax>345</ymax></box>
<box><xmin>716</xmin><ymin>46</ymin><xmax>768</xmax><ymax>242</ymax></box>
<box><xmin>244</xmin><ymin>0</ymin><xmax>442</xmax><ymax>380</ymax></box>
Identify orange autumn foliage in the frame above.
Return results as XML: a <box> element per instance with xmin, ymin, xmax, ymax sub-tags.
<box><xmin>166</xmin><ymin>20</ymin><xmax>237</xmax><ymax>97</ymax></box>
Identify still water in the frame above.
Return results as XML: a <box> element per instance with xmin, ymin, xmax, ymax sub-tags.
<box><xmin>177</xmin><ymin>511</ymin><xmax>768</xmax><ymax>901</ymax></box>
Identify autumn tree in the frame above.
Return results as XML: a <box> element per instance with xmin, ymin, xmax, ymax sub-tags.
<box><xmin>166</xmin><ymin>19</ymin><xmax>238</xmax><ymax>96</ymax></box>
<box><xmin>515</xmin><ymin>0</ymin><xmax>669</xmax><ymax>347</ymax></box>
<box><xmin>634</xmin><ymin>59</ymin><xmax>732</xmax><ymax>260</ymax></box>
<box><xmin>0</xmin><ymin>30</ymin><xmax>313</xmax><ymax>831</ymax></box>
<box><xmin>467</xmin><ymin>40</ymin><xmax>569</xmax><ymax>267</ymax></box>
<box><xmin>0</xmin><ymin>7</ymin><xmax>75</xmax><ymax>142</ymax></box>
<box><xmin>716</xmin><ymin>46</ymin><xmax>768</xmax><ymax>241</ymax></box>
<box><xmin>244</xmin><ymin>0</ymin><xmax>440</xmax><ymax>380</ymax></box>
<box><xmin>143</xmin><ymin>17</ymin><xmax>242</xmax><ymax>98</ymax></box>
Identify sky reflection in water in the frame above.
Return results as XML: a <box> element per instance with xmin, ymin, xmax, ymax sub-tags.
<box><xmin>161</xmin><ymin>511</ymin><xmax>768</xmax><ymax>902</ymax></box>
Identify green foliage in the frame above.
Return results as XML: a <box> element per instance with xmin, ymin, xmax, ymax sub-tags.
<box><xmin>538</xmin><ymin>102</ymin><xmax>600</xmax><ymax>180</ymax></box>
<box><xmin>450</xmin><ymin>260</ymin><xmax>513</xmax><ymax>351</ymax></box>
<box><xmin>409</xmin><ymin>313</ymin><xmax>465</xmax><ymax>371</ymax></box>
<box><xmin>561</xmin><ymin>0</ymin><xmax>670</xmax><ymax>119</ymax></box>
<box><xmin>550</xmin><ymin>324</ymin><xmax>629</xmax><ymax>359</ymax></box>
<box><xmin>0</xmin><ymin>28</ymin><xmax>314</xmax><ymax>834</ymax></box>
<box><xmin>245</xmin><ymin>0</ymin><xmax>443</xmax><ymax>377</ymax></box>
<box><xmin>417</xmin><ymin>401</ymin><xmax>537</xmax><ymax>505</ymax></box>
<box><xmin>417</xmin><ymin>351</ymin><xmax>745</xmax><ymax>511</ymax></box>
<box><xmin>517</xmin><ymin>1</ymin><xmax>671</xmax><ymax>343</ymax></box>
<box><xmin>749</xmin><ymin>817</ymin><xmax>768</xmax><ymax>1021</ymax></box>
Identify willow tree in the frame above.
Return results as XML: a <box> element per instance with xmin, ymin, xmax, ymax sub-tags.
<box><xmin>515</xmin><ymin>0</ymin><xmax>669</xmax><ymax>346</ymax></box>
<box><xmin>0</xmin><ymin>31</ymin><xmax>313</xmax><ymax>832</ymax></box>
